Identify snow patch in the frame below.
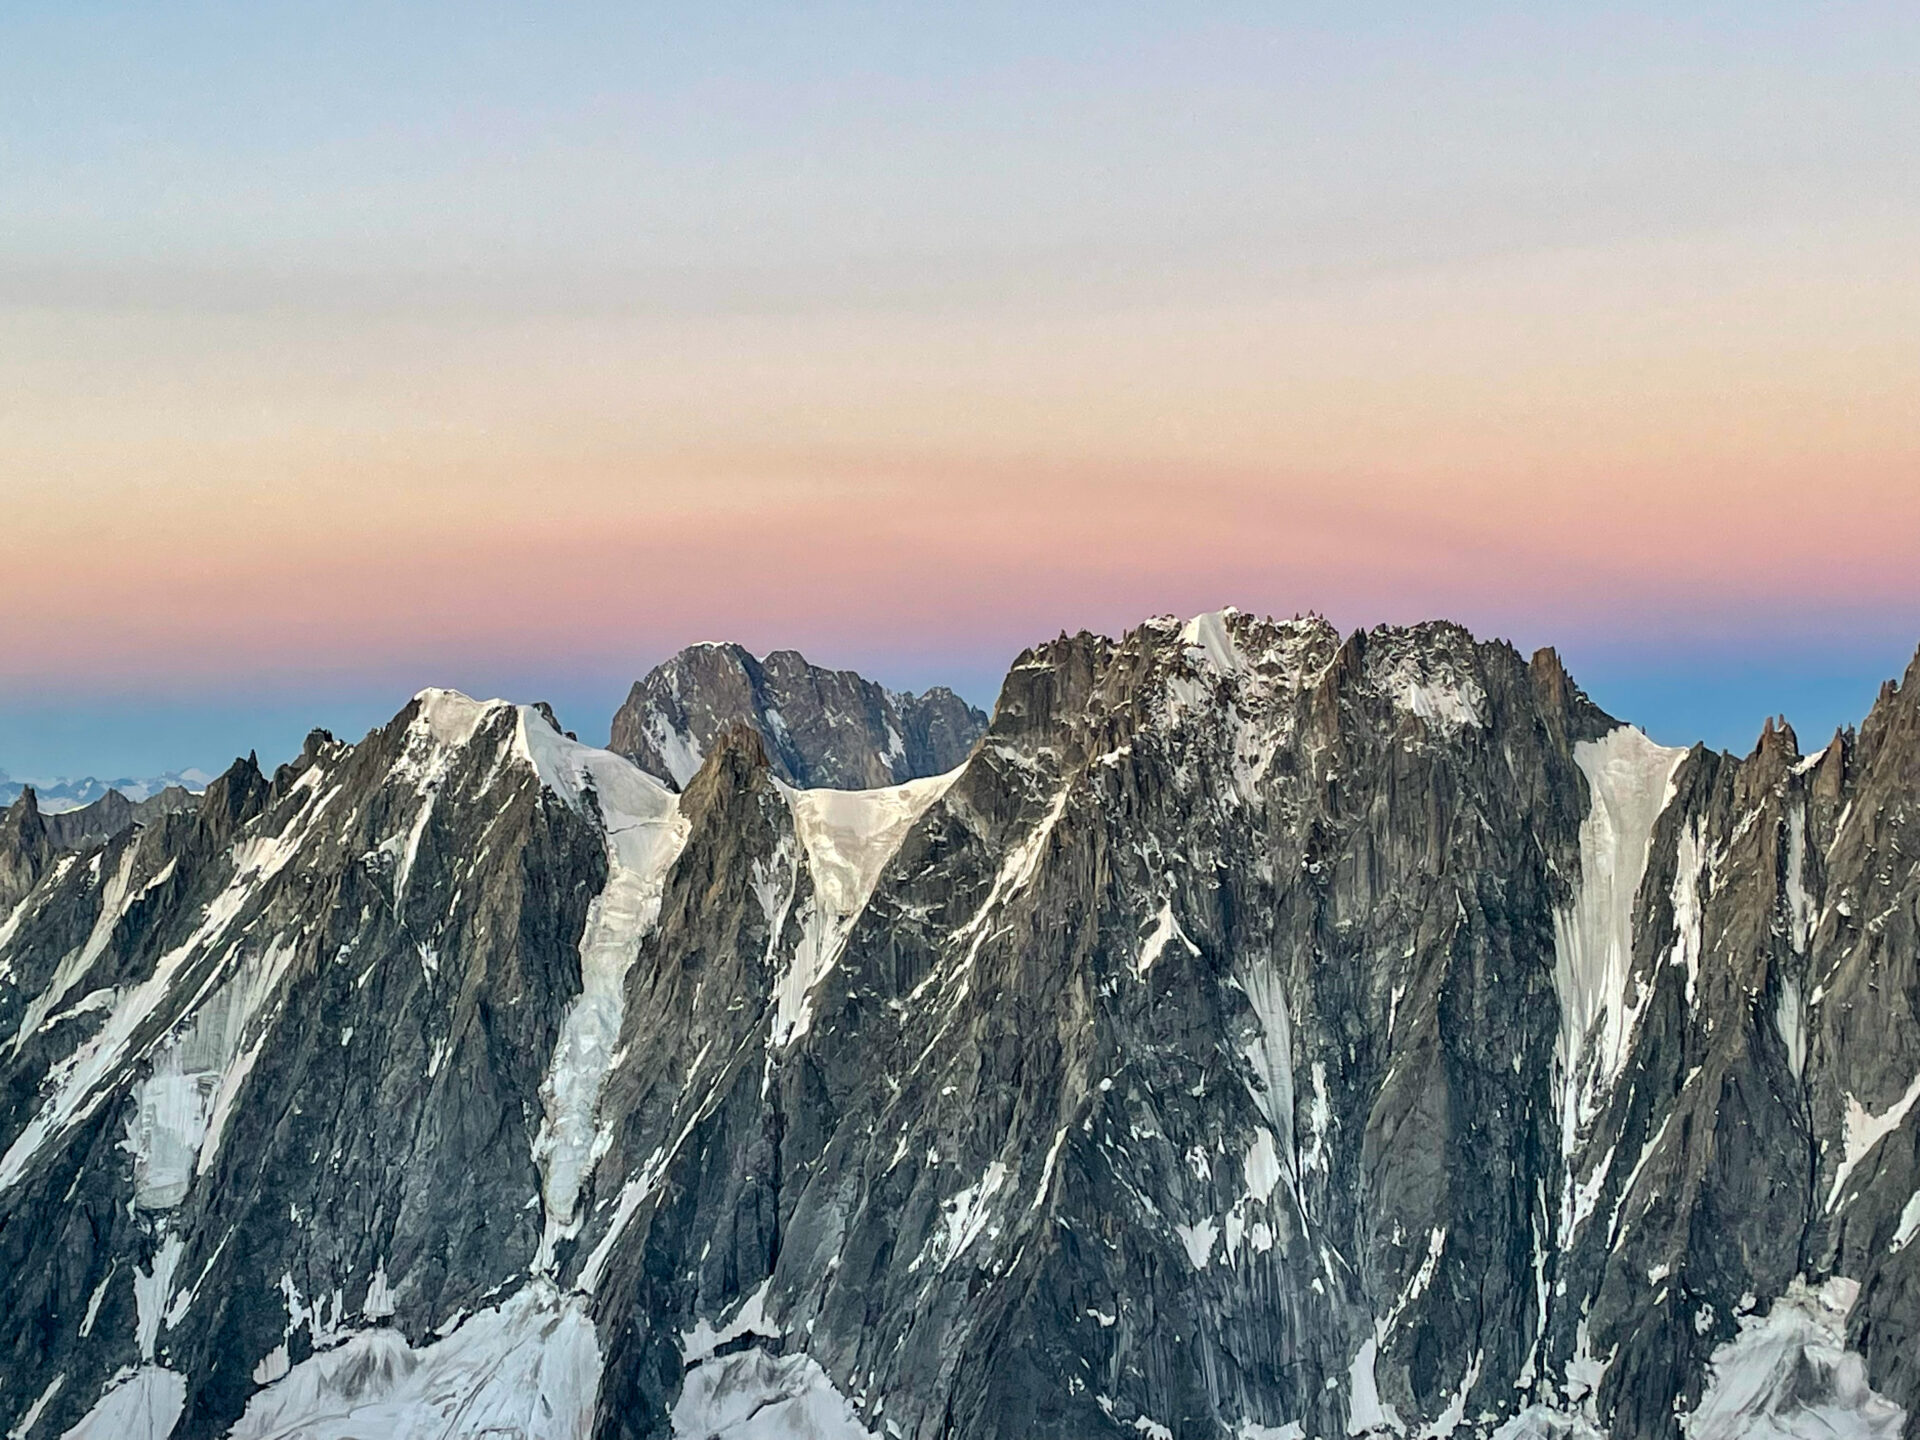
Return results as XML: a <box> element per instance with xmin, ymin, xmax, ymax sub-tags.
<box><xmin>1237</xmin><ymin>963</ymin><xmax>1296</xmax><ymax>1161</ymax></box>
<box><xmin>1243</xmin><ymin>1127</ymin><xmax>1284</xmax><ymax>1202</ymax></box>
<box><xmin>1386</xmin><ymin>1228</ymin><xmax>1446</xmax><ymax>1331</ymax></box>
<box><xmin>1421</xmin><ymin>1350</ymin><xmax>1482</xmax><ymax>1439</ymax></box>
<box><xmin>1175</xmin><ymin>1217</ymin><xmax>1219</xmax><ymax>1269</ymax></box>
<box><xmin>1885</xmin><ymin>1185</ymin><xmax>1920</xmax><ymax>1256</ymax></box>
<box><xmin>9</xmin><ymin>847</ymin><xmax>148</xmax><ymax>1054</ymax></box>
<box><xmin>1567</xmin><ymin>1142</ymin><xmax>1617</xmax><ymax>1238</ymax></box>
<box><xmin>229</xmin><ymin>1285</ymin><xmax>599</xmax><ymax>1440</ymax></box>
<box><xmin>1793</xmin><ymin>746</ymin><xmax>1829</xmax><ymax>776</ymax></box>
<box><xmin>1180</xmin><ymin>609</ymin><xmax>1246</xmax><ymax>675</ymax></box>
<box><xmin>681</xmin><ymin>1280</ymin><xmax>780</xmax><ymax>1364</ymax></box>
<box><xmin>1785</xmin><ymin>802</ymin><xmax>1815</xmax><ymax>954</ymax></box>
<box><xmin>8</xmin><ymin>1375</ymin><xmax>63</xmax><ymax>1440</ymax></box>
<box><xmin>1684</xmin><ymin>1277</ymin><xmax>1903</xmax><ymax>1439</ymax></box>
<box><xmin>363</xmin><ymin>1260</ymin><xmax>397</xmax><ymax>1320</ymax></box>
<box><xmin>1379</xmin><ymin>655</ymin><xmax>1485</xmax><ymax>731</ymax></box>
<box><xmin>128</xmin><ymin>938</ymin><xmax>299</xmax><ymax>1208</ymax></box>
<box><xmin>1346</xmin><ymin>1336</ymin><xmax>1404</xmax><ymax>1435</ymax></box>
<box><xmin>1136</xmin><ymin>900</ymin><xmax>1197</xmax><ymax>975</ymax></box>
<box><xmin>0</xmin><ymin>776</ymin><xmax>344</xmax><ymax>1196</ymax></box>
<box><xmin>132</xmin><ymin>1235</ymin><xmax>183</xmax><ymax>1362</ymax></box>
<box><xmin>521</xmin><ymin>714</ymin><xmax>690</xmax><ymax>1272</ymax></box>
<box><xmin>1554</xmin><ymin>728</ymin><xmax>1688</xmax><ymax>1156</ymax></box>
<box><xmin>1827</xmin><ymin>1073</ymin><xmax>1920</xmax><ymax>1210</ymax></box>
<box><xmin>1552</xmin><ymin>726</ymin><xmax>1687</xmax><ymax>1260</ymax></box>
<box><xmin>774</xmin><ymin>769</ymin><xmax>959</xmax><ymax>1045</ymax></box>
<box><xmin>57</xmin><ymin>1368</ymin><xmax>185</xmax><ymax>1440</ymax></box>
<box><xmin>909</xmin><ymin>777</ymin><xmax>1069</xmax><ymax>1012</ymax></box>
<box><xmin>577</xmin><ymin>1170</ymin><xmax>657</xmax><ymax>1297</ymax></box>
<box><xmin>1666</xmin><ymin>817</ymin><xmax>1708</xmax><ymax>1008</ymax></box>
<box><xmin>1563</xmin><ymin>1314</ymin><xmax>1613</xmax><ymax>1407</ymax></box>
<box><xmin>928</xmin><ymin>1161</ymin><xmax>1008</xmax><ymax>1269</ymax></box>
<box><xmin>1031</xmin><ymin>1125</ymin><xmax>1071</xmax><ymax>1212</ymax></box>
<box><xmin>1302</xmin><ymin>1061</ymin><xmax>1332</xmax><ymax>1177</ymax></box>
<box><xmin>78</xmin><ymin>1270</ymin><xmax>113</xmax><ymax>1340</ymax></box>
<box><xmin>253</xmin><ymin>1345</ymin><xmax>291</xmax><ymax>1386</ymax></box>
<box><xmin>411</xmin><ymin>688</ymin><xmax>500</xmax><ymax>752</ymax></box>
<box><xmin>671</xmin><ymin>1348</ymin><xmax>875</xmax><ymax>1440</ymax></box>
<box><xmin>0</xmin><ymin>863</ymin><xmax>67</xmax><ymax>966</ymax></box>
<box><xmin>644</xmin><ymin>711</ymin><xmax>706</xmax><ymax>790</ymax></box>
<box><xmin>1776</xmin><ymin>976</ymin><xmax>1807</xmax><ymax>1083</ymax></box>
<box><xmin>1605</xmin><ymin>1111</ymin><xmax>1673</xmax><ymax>1247</ymax></box>
<box><xmin>1491</xmin><ymin>1407</ymin><xmax>1603</xmax><ymax>1440</ymax></box>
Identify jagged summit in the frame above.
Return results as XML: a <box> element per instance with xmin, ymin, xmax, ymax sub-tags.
<box><xmin>987</xmin><ymin>607</ymin><xmax>1617</xmax><ymax>766</ymax></box>
<box><xmin>0</xmin><ymin>611</ymin><xmax>1916</xmax><ymax>1440</ymax></box>
<box><xmin>609</xmin><ymin>642</ymin><xmax>987</xmax><ymax>791</ymax></box>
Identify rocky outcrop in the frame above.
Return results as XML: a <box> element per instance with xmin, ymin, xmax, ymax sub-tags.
<box><xmin>0</xmin><ymin>790</ymin><xmax>53</xmax><ymax>914</ymax></box>
<box><xmin>0</xmin><ymin>612</ymin><xmax>1915</xmax><ymax>1440</ymax></box>
<box><xmin>609</xmin><ymin>642</ymin><xmax>987</xmax><ymax>790</ymax></box>
<box><xmin>34</xmin><ymin>786</ymin><xmax>200</xmax><ymax>853</ymax></box>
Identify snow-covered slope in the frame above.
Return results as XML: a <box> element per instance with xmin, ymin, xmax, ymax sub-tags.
<box><xmin>2</xmin><ymin>612</ymin><xmax>1919</xmax><ymax>1440</ymax></box>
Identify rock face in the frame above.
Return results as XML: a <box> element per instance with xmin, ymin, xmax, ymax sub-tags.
<box><xmin>38</xmin><ymin>786</ymin><xmax>201</xmax><ymax>852</ymax></box>
<box><xmin>0</xmin><ymin>784</ymin><xmax>201</xmax><ymax>915</ymax></box>
<box><xmin>608</xmin><ymin>642</ymin><xmax>988</xmax><ymax>790</ymax></box>
<box><xmin>0</xmin><ymin>790</ymin><xmax>53</xmax><ymax>913</ymax></box>
<box><xmin>0</xmin><ymin>610</ymin><xmax>1917</xmax><ymax>1440</ymax></box>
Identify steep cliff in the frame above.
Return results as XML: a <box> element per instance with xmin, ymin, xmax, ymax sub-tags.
<box><xmin>1</xmin><ymin>612</ymin><xmax>1915</xmax><ymax>1440</ymax></box>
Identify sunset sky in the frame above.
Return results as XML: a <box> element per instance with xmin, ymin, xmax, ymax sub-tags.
<box><xmin>4</xmin><ymin>2</ymin><xmax>1917</xmax><ymax>777</ymax></box>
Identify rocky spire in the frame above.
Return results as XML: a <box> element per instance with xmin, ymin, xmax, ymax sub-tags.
<box><xmin>0</xmin><ymin>786</ymin><xmax>51</xmax><ymax>912</ymax></box>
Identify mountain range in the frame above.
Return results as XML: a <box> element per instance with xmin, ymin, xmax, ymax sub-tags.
<box><xmin>0</xmin><ymin>613</ymin><xmax>1915</xmax><ymax>1440</ymax></box>
<box><xmin>608</xmin><ymin>641</ymin><xmax>986</xmax><ymax>790</ymax></box>
<box><xmin>0</xmin><ymin>772</ymin><xmax>215</xmax><ymax>815</ymax></box>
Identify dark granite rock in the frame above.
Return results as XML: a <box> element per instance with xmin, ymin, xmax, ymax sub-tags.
<box><xmin>609</xmin><ymin>642</ymin><xmax>987</xmax><ymax>790</ymax></box>
<box><xmin>1</xmin><ymin>620</ymin><xmax>1917</xmax><ymax>1440</ymax></box>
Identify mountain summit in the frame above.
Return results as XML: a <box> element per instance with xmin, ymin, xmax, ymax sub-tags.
<box><xmin>608</xmin><ymin>642</ymin><xmax>987</xmax><ymax>790</ymax></box>
<box><xmin>0</xmin><ymin>610</ymin><xmax>1916</xmax><ymax>1440</ymax></box>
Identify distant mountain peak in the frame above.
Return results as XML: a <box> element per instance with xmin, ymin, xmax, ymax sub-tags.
<box><xmin>0</xmin><ymin>768</ymin><xmax>212</xmax><ymax>815</ymax></box>
<box><xmin>610</xmin><ymin>642</ymin><xmax>988</xmax><ymax>790</ymax></box>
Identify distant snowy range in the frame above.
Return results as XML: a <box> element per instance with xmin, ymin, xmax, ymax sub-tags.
<box><xmin>0</xmin><ymin>769</ymin><xmax>213</xmax><ymax>813</ymax></box>
<box><xmin>2</xmin><ymin>616</ymin><xmax>1918</xmax><ymax>1440</ymax></box>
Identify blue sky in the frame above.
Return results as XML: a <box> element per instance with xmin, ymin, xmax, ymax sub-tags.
<box><xmin>2</xmin><ymin>2</ymin><xmax>1915</xmax><ymax>779</ymax></box>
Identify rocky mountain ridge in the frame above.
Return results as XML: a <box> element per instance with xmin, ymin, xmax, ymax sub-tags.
<box><xmin>609</xmin><ymin>641</ymin><xmax>987</xmax><ymax>790</ymax></box>
<box><xmin>0</xmin><ymin>608</ymin><xmax>1915</xmax><ymax>1440</ymax></box>
<box><xmin>0</xmin><ymin>787</ymin><xmax>211</xmax><ymax>911</ymax></box>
